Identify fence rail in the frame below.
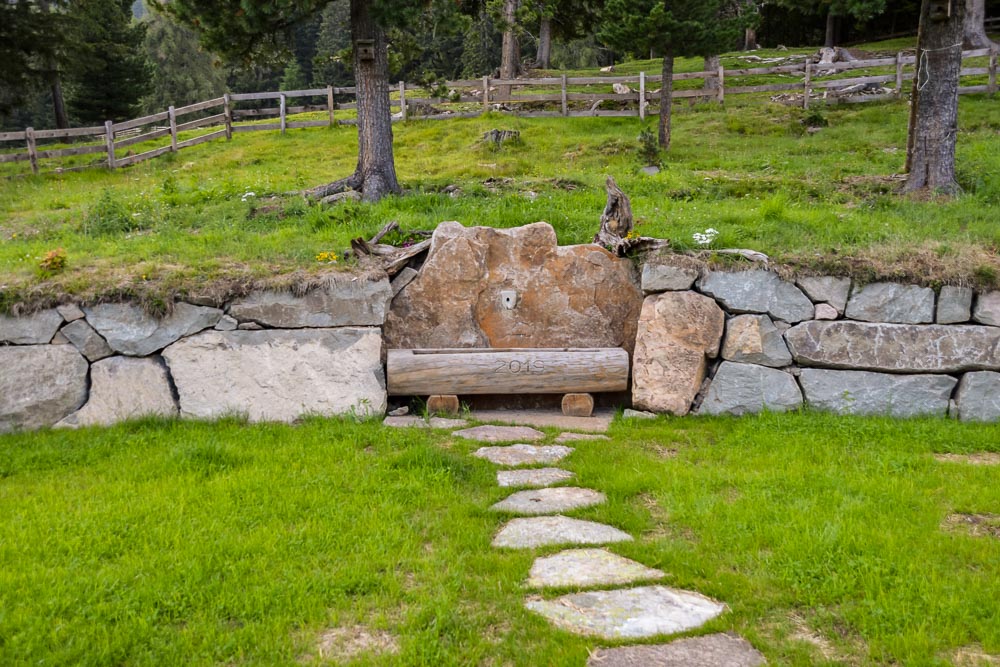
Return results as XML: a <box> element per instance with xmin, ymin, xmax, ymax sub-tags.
<box><xmin>2</xmin><ymin>46</ymin><xmax>996</xmax><ymax>176</ymax></box>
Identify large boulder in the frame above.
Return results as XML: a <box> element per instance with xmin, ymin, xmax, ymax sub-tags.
<box><xmin>384</xmin><ymin>222</ymin><xmax>642</xmax><ymax>353</ymax></box>
<box><xmin>785</xmin><ymin>321</ymin><xmax>1000</xmax><ymax>373</ymax></box>
<box><xmin>954</xmin><ymin>372</ymin><xmax>1000</xmax><ymax>422</ymax></box>
<box><xmin>696</xmin><ymin>270</ymin><xmax>814</xmax><ymax>323</ymax></box>
<box><xmin>162</xmin><ymin>328</ymin><xmax>385</xmax><ymax>422</ymax></box>
<box><xmin>799</xmin><ymin>369</ymin><xmax>955</xmax><ymax>417</ymax></box>
<box><xmin>0</xmin><ymin>345</ymin><xmax>88</xmax><ymax>432</ymax></box>
<box><xmin>632</xmin><ymin>291</ymin><xmax>725</xmax><ymax>415</ymax></box>
<box><xmin>0</xmin><ymin>309</ymin><xmax>63</xmax><ymax>344</ymax></box>
<box><xmin>720</xmin><ymin>314</ymin><xmax>792</xmax><ymax>367</ymax></box>
<box><xmin>84</xmin><ymin>302</ymin><xmax>222</xmax><ymax>356</ymax></box>
<box><xmin>58</xmin><ymin>356</ymin><xmax>177</xmax><ymax>428</ymax></box>
<box><xmin>844</xmin><ymin>282</ymin><xmax>935</xmax><ymax>324</ymax></box>
<box><xmin>698</xmin><ymin>362</ymin><xmax>802</xmax><ymax>416</ymax></box>
<box><xmin>228</xmin><ymin>275</ymin><xmax>391</xmax><ymax>328</ymax></box>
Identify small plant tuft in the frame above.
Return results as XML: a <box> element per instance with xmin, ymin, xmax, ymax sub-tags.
<box><xmin>37</xmin><ymin>248</ymin><xmax>67</xmax><ymax>276</ymax></box>
<box><xmin>636</xmin><ymin>126</ymin><xmax>660</xmax><ymax>166</ymax></box>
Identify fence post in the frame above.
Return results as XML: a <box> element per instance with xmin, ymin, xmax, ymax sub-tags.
<box><xmin>638</xmin><ymin>72</ymin><xmax>645</xmax><ymax>120</ymax></box>
<box><xmin>279</xmin><ymin>93</ymin><xmax>287</xmax><ymax>134</ymax></box>
<box><xmin>482</xmin><ymin>76</ymin><xmax>490</xmax><ymax>114</ymax></box>
<box><xmin>803</xmin><ymin>59</ymin><xmax>812</xmax><ymax>110</ymax></box>
<box><xmin>561</xmin><ymin>74</ymin><xmax>568</xmax><ymax>116</ymax></box>
<box><xmin>895</xmin><ymin>52</ymin><xmax>905</xmax><ymax>99</ymax></box>
<box><xmin>399</xmin><ymin>81</ymin><xmax>407</xmax><ymax>122</ymax></box>
<box><xmin>167</xmin><ymin>106</ymin><xmax>178</xmax><ymax>151</ymax></box>
<box><xmin>24</xmin><ymin>127</ymin><xmax>39</xmax><ymax>175</ymax></box>
<box><xmin>104</xmin><ymin>120</ymin><xmax>116</xmax><ymax>169</ymax></box>
<box><xmin>990</xmin><ymin>44</ymin><xmax>998</xmax><ymax>96</ymax></box>
<box><xmin>222</xmin><ymin>94</ymin><xmax>233</xmax><ymax>140</ymax></box>
<box><xmin>717</xmin><ymin>65</ymin><xmax>725</xmax><ymax>104</ymax></box>
<box><xmin>327</xmin><ymin>86</ymin><xmax>336</xmax><ymax>126</ymax></box>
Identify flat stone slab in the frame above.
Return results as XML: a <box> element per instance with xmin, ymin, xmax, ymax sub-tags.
<box><xmin>473</xmin><ymin>444</ymin><xmax>574</xmax><ymax>466</ymax></box>
<box><xmin>586</xmin><ymin>633</ymin><xmax>766</xmax><ymax>667</ymax></box>
<box><xmin>383</xmin><ymin>416</ymin><xmax>468</xmax><ymax>429</ymax></box>
<box><xmin>524</xmin><ymin>585</ymin><xmax>726</xmax><ymax>639</ymax></box>
<box><xmin>554</xmin><ymin>432</ymin><xmax>610</xmax><ymax>443</ymax></box>
<box><xmin>497</xmin><ymin>468</ymin><xmax>575</xmax><ymax>488</ymax></box>
<box><xmin>526</xmin><ymin>548</ymin><xmax>664</xmax><ymax>589</ymax></box>
<box><xmin>454</xmin><ymin>425</ymin><xmax>545</xmax><ymax>442</ymax></box>
<box><xmin>490</xmin><ymin>487</ymin><xmax>605</xmax><ymax>515</ymax></box>
<box><xmin>492</xmin><ymin>515</ymin><xmax>632</xmax><ymax>549</ymax></box>
<box><xmin>934</xmin><ymin>453</ymin><xmax>1000</xmax><ymax>465</ymax></box>
<box><xmin>468</xmin><ymin>409</ymin><xmax>612</xmax><ymax>433</ymax></box>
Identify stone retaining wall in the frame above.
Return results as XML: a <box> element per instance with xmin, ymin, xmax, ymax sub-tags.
<box><xmin>0</xmin><ymin>277</ymin><xmax>390</xmax><ymax>433</ymax></box>
<box><xmin>4</xmin><ymin>222</ymin><xmax>1000</xmax><ymax>432</ymax></box>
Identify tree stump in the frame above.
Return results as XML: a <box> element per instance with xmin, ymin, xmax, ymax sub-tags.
<box><xmin>482</xmin><ymin>129</ymin><xmax>520</xmax><ymax>149</ymax></box>
<box><xmin>593</xmin><ymin>176</ymin><xmax>634</xmax><ymax>248</ymax></box>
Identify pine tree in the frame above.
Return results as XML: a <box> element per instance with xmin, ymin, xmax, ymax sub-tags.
<box><xmin>142</xmin><ymin>9</ymin><xmax>227</xmax><ymax>112</ymax></box>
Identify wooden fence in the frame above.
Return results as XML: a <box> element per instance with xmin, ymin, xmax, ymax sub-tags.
<box><xmin>2</xmin><ymin>46</ymin><xmax>996</xmax><ymax>176</ymax></box>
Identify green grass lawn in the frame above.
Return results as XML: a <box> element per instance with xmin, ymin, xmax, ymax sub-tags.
<box><xmin>2</xmin><ymin>413</ymin><xmax>999</xmax><ymax>665</ymax></box>
<box><xmin>1</xmin><ymin>67</ymin><xmax>999</xmax><ymax>311</ymax></box>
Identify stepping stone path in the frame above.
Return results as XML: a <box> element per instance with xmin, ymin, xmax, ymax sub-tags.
<box><xmin>490</xmin><ymin>487</ymin><xmax>605</xmax><ymax>515</ymax></box>
<box><xmin>587</xmin><ymin>632</ymin><xmax>766</xmax><ymax>666</ymax></box>
<box><xmin>473</xmin><ymin>444</ymin><xmax>573</xmax><ymax>466</ymax></box>
<box><xmin>383</xmin><ymin>415</ymin><xmax>468</xmax><ymax>429</ymax></box>
<box><xmin>454</xmin><ymin>425</ymin><xmax>545</xmax><ymax>442</ymax></box>
<box><xmin>527</xmin><ymin>548</ymin><xmax>664</xmax><ymax>589</ymax></box>
<box><xmin>497</xmin><ymin>468</ymin><xmax>575</xmax><ymax>488</ymax></box>
<box><xmin>454</xmin><ymin>424</ymin><xmax>761</xmax><ymax>662</ymax></box>
<box><xmin>524</xmin><ymin>585</ymin><xmax>726</xmax><ymax>639</ymax></box>
<box><xmin>493</xmin><ymin>516</ymin><xmax>633</xmax><ymax>549</ymax></box>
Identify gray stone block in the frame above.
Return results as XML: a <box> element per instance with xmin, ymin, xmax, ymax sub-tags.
<box><xmin>800</xmin><ymin>368</ymin><xmax>956</xmax><ymax>417</ymax></box>
<box><xmin>697</xmin><ymin>270</ymin><xmax>814</xmax><ymax>323</ymax></box>
<box><xmin>641</xmin><ymin>263</ymin><xmax>699</xmax><ymax>293</ymax></box>
<box><xmin>796</xmin><ymin>276</ymin><xmax>851</xmax><ymax>314</ymax></box>
<box><xmin>60</xmin><ymin>319</ymin><xmax>113</xmax><ymax>362</ymax></box>
<box><xmin>973</xmin><ymin>290</ymin><xmax>1000</xmax><ymax>326</ymax></box>
<box><xmin>84</xmin><ymin>302</ymin><xmax>222</xmax><ymax>356</ymax></box>
<box><xmin>58</xmin><ymin>356</ymin><xmax>177</xmax><ymax>427</ymax></box>
<box><xmin>721</xmin><ymin>314</ymin><xmax>792</xmax><ymax>367</ymax></box>
<box><xmin>0</xmin><ymin>345</ymin><xmax>88</xmax><ymax>432</ymax></box>
<box><xmin>937</xmin><ymin>285</ymin><xmax>973</xmax><ymax>324</ymax></box>
<box><xmin>845</xmin><ymin>282</ymin><xmax>935</xmax><ymax>324</ymax></box>
<box><xmin>229</xmin><ymin>276</ymin><xmax>392</xmax><ymax>328</ymax></box>
<box><xmin>698</xmin><ymin>362</ymin><xmax>802</xmax><ymax>416</ymax></box>
<box><xmin>954</xmin><ymin>372</ymin><xmax>1000</xmax><ymax>422</ymax></box>
<box><xmin>0</xmin><ymin>309</ymin><xmax>62</xmax><ymax>344</ymax></box>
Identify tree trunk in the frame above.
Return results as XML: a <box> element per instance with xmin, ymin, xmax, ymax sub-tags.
<box><xmin>905</xmin><ymin>0</ymin><xmax>965</xmax><ymax>194</ymax></box>
<box><xmin>658</xmin><ymin>52</ymin><xmax>674</xmax><ymax>149</ymax></box>
<box><xmin>537</xmin><ymin>16</ymin><xmax>552</xmax><ymax>69</ymax></box>
<box><xmin>703</xmin><ymin>55</ymin><xmax>720</xmax><ymax>92</ymax></box>
<box><xmin>48</xmin><ymin>71</ymin><xmax>69</xmax><ymax>129</ymax></box>
<box><xmin>743</xmin><ymin>27</ymin><xmax>757</xmax><ymax>51</ymax></box>
<box><xmin>963</xmin><ymin>0</ymin><xmax>997</xmax><ymax>48</ymax></box>
<box><xmin>499</xmin><ymin>0</ymin><xmax>521</xmax><ymax>99</ymax></box>
<box><xmin>825</xmin><ymin>11</ymin><xmax>839</xmax><ymax>48</ymax></box>
<box><xmin>350</xmin><ymin>0</ymin><xmax>400</xmax><ymax>202</ymax></box>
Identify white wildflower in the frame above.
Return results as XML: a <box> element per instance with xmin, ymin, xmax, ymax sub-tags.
<box><xmin>692</xmin><ymin>227</ymin><xmax>719</xmax><ymax>246</ymax></box>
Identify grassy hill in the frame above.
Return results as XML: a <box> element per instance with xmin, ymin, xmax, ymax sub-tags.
<box><xmin>1</xmin><ymin>46</ymin><xmax>999</xmax><ymax>311</ymax></box>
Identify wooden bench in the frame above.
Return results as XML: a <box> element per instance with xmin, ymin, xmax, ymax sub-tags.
<box><xmin>386</xmin><ymin>348</ymin><xmax>629</xmax><ymax>417</ymax></box>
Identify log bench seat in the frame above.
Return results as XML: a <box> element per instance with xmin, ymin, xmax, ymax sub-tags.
<box><xmin>386</xmin><ymin>348</ymin><xmax>629</xmax><ymax>417</ymax></box>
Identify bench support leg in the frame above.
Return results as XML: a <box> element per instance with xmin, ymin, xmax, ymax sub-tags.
<box><xmin>562</xmin><ymin>393</ymin><xmax>594</xmax><ymax>417</ymax></box>
<box><xmin>428</xmin><ymin>394</ymin><xmax>460</xmax><ymax>416</ymax></box>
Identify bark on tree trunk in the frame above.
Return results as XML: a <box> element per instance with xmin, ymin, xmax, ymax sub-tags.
<box><xmin>499</xmin><ymin>0</ymin><xmax>521</xmax><ymax>99</ymax></box>
<box><xmin>537</xmin><ymin>16</ymin><xmax>552</xmax><ymax>69</ymax></box>
<box><xmin>703</xmin><ymin>55</ymin><xmax>720</xmax><ymax>92</ymax></box>
<box><xmin>48</xmin><ymin>71</ymin><xmax>68</xmax><ymax>129</ymax></box>
<box><xmin>825</xmin><ymin>11</ymin><xmax>839</xmax><ymax>48</ymax></box>
<box><xmin>905</xmin><ymin>0</ymin><xmax>965</xmax><ymax>194</ymax></box>
<box><xmin>350</xmin><ymin>0</ymin><xmax>400</xmax><ymax>202</ymax></box>
<box><xmin>744</xmin><ymin>27</ymin><xmax>757</xmax><ymax>51</ymax></box>
<box><xmin>963</xmin><ymin>0</ymin><xmax>997</xmax><ymax>48</ymax></box>
<box><xmin>658</xmin><ymin>52</ymin><xmax>674</xmax><ymax>149</ymax></box>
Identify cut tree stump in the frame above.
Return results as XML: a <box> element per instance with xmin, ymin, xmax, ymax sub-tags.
<box><xmin>561</xmin><ymin>393</ymin><xmax>595</xmax><ymax>417</ymax></box>
<box><xmin>427</xmin><ymin>394</ymin><xmax>460</xmax><ymax>416</ymax></box>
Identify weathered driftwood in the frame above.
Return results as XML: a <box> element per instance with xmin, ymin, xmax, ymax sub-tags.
<box><xmin>816</xmin><ymin>46</ymin><xmax>856</xmax><ymax>75</ymax></box>
<box><xmin>701</xmin><ymin>248</ymin><xmax>770</xmax><ymax>264</ymax></box>
<box><xmin>593</xmin><ymin>175</ymin><xmax>634</xmax><ymax>251</ymax></box>
<box><xmin>386</xmin><ymin>348</ymin><xmax>629</xmax><ymax>396</ymax></box>
<box><xmin>349</xmin><ymin>235</ymin><xmax>431</xmax><ymax>277</ymax></box>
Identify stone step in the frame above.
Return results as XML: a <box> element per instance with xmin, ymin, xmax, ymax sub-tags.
<box><xmin>383</xmin><ymin>416</ymin><xmax>468</xmax><ymax>429</ymax></box>
<box><xmin>526</xmin><ymin>548</ymin><xmax>664</xmax><ymax>589</ymax></box>
<box><xmin>524</xmin><ymin>585</ymin><xmax>726</xmax><ymax>639</ymax></box>
<box><xmin>554</xmin><ymin>432</ymin><xmax>610</xmax><ymax>444</ymax></box>
<box><xmin>497</xmin><ymin>468</ymin><xmax>575</xmax><ymax>488</ymax></box>
<box><xmin>453</xmin><ymin>425</ymin><xmax>545</xmax><ymax>442</ymax></box>
<box><xmin>492</xmin><ymin>515</ymin><xmax>632</xmax><ymax>549</ymax></box>
<box><xmin>586</xmin><ymin>633</ymin><xmax>766</xmax><ymax>666</ymax></box>
<box><xmin>473</xmin><ymin>444</ymin><xmax>573</xmax><ymax>466</ymax></box>
<box><xmin>490</xmin><ymin>487</ymin><xmax>605</xmax><ymax>515</ymax></box>
<box><xmin>467</xmin><ymin>409</ymin><xmax>612</xmax><ymax>433</ymax></box>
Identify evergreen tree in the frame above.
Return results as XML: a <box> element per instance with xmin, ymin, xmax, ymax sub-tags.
<box><xmin>141</xmin><ymin>9</ymin><xmax>227</xmax><ymax>112</ymax></box>
<box><xmin>312</xmin><ymin>0</ymin><xmax>353</xmax><ymax>87</ymax></box>
<box><xmin>0</xmin><ymin>0</ymin><xmax>69</xmax><ymax>122</ymax></box>
<box><xmin>280</xmin><ymin>59</ymin><xmax>309</xmax><ymax>91</ymax></box>
<box><xmin>66</xmin><ymin>0</ymin><xmax>152</xmax><ymax>123</ymax></box>
<box><xmin>599</xmin><ymin>0</ymin><xmax>750</xmax><ymax>149</ymax></box>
